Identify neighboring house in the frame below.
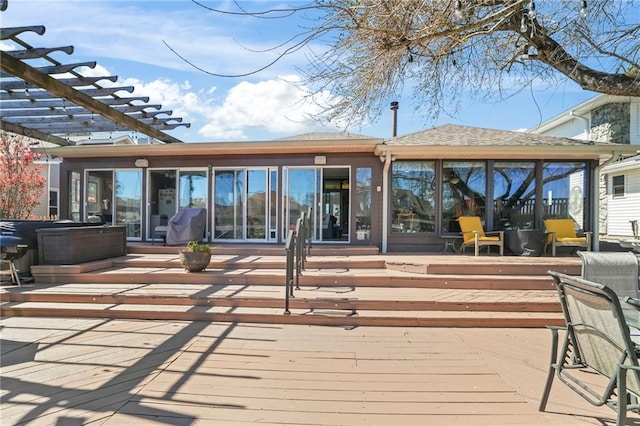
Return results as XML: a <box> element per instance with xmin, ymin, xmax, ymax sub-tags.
<box><xmin>31</xmin><ymin>156</ymin><xmax>61</xmax><ymax>220</ymax></box>
<box><xmin>601</xmin><ymin>154</ymin><xmax>640</xmax><ymax>237</ymax></box>
<box><xmin>528</xmin><ymin>94</ymin><xmax>640</xmax><ymax>240</ymax></box>
<box><xmin>35</xmin><ymin>124</ymin><xmax>636</xmax><ymax>253</ymax></box>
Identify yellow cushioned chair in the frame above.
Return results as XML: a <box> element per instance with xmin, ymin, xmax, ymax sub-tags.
<box><xmin>544</xmin><ymin>218</ymin><xmax>591</xmax><ymax>257</ymax></box>
<box><xmin>457</xmin><ymin>216</ymin><xmax>504</xmax><ymax>256</ymax></box>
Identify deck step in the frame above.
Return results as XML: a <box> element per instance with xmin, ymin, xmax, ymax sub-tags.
<box><xmin>7</xmin><ymin>250</ymin><xmax>578</xmax><ymax>328</ymax></box>
<box><xmin>29</xmin><ymin>267</ymin><xmax>556</xmax><ymax>290</ymax></box>
<box><xmin>0</xmin><ymin>281</ymin><xmax>564</xmax><ymax>328</ymax></box>
<box><xmin>0</xmin><ymin>302</ymin><xmax>564</xmax><ymax>328</ymax></box>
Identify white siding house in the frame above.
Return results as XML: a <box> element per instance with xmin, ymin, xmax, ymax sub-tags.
<box><xmin>603</xmin><ymin>155</ymin><xmax>640</xmax><ymax>237</ymax></box>
<box><xmin>529</xmin><ymin>94</ymin><xmax>640</xmax><ymax>239</ymax></box>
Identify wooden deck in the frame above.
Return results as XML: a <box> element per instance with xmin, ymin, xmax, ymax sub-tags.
<box><xmin>1</xmin><ymin>317</ymin><xmax>634</xmax><ymax>425</ymax></box>
<box><xmin>2</xmin><ymin>248</ymin><xmax>639</xmax><ymax>424</ymax></box>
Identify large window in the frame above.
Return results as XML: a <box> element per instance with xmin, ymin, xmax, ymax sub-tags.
<box><xmin>86</xmin><ymin>169</ymin><xmax>142</xmax><ymax>239</ymax></box>
<box><xmin>543</xmin><ymin>161</ymin><xmax>587</xmax><ymax>230</ymax></box>
<box><xmin>391</xmin><ymin>161</ymin><xmax>436</xmax><ymax>233</ymax></box>
<box><xmin>179</xmin><ymin>170</ymin><xmax>207</xmax><ymax>209</ymax></box>
<box><xmin>214</xmin><ymin>168</ymin><xmax>274</xmax><ymax>241</ymax></box>
<box><xmin>214</xmin><ymin>169</ymin><xmax>244</xmax><ymax>239</ymax></box>
<box><xmin>442</xmin><ymin>161</ymin><xmax>486</xmax><ymax>232</ymax></box>
<box><xmin>493</xmin><ymin>162</ymin><xmax>536</xmax><ymax>230</ymax></box>
<box><xmin>115</xmin><ymin>170</ymin><xmax>142</xmax><ymax>239</ymax></box>
<box><xmin>356</xmin><ymin>167</ymin><xmax>372</xmax><ymax>240</ymax></box>
<box><xmin>69</xmin><ymin>171</ymin><xmax>80</xmax><ymax>222</ymax></box>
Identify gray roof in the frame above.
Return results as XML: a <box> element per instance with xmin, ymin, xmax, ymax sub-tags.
<box><xmin>277</xmin><ymin>131</ymin><xmax>380</xmax><ymax>141</ymax></box>
<box><xmin>385</xmin><ymin>124</ymin><xmax>621</xmax><ymax>147</ymax></box>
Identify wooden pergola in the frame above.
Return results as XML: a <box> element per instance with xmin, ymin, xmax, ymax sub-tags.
<box><xmin>0</xmin><ymin>24</ymin><xmax>190</xmax><ymax>146</ymax></box>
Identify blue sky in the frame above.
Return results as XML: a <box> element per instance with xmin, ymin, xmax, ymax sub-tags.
<box><xmin>1</xmin><ymin>0</ymin><xmax>606</xmax><ymax>143</ymax></box>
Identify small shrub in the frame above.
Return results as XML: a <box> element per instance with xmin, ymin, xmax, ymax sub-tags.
<box><xmin>186</xmin><ymin>241</ymin><xmax>210</xmax><ymax>253</ymax></box>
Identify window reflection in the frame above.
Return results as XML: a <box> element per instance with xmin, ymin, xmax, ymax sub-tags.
<box><xmin>179</xmin><ymin>171</ymin><xmax>207</xmax><ymax>209</ymax></box>
<box><xmin>493</xmin><ymin>162</ymin><xmax>536</xmax><ymax>230</ymax></box>
<box><xmin>115</xmin><ymin>170</ymin><xmax>142</xmax><ymax>238</ymax></box>
<box><xmin>391</xmin><ymin>161</ymin><xmax>436</xmax><ymax>233</ymax></box>
<box><xmin>356</xmin><ymin>167</ymin><xmax>372</xmax><ymax>240</ymax></box>
<box><xmin>543</xmin><ymin>162</ymin><xmax>586</xmax><ymax>230</ymax></box>
<box><xmin>442</xmin><ymin>161</ymin><xmax>486</xmax><ymax>232</ymax></box>
<box><xmin>214</xmin><ymin>170</ymin><xmax>244</xmax><ymax>239</ymax></box>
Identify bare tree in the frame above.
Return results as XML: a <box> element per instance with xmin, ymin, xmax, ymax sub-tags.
<box><xmin>188</xmin><ymin>0</ymin><xmax>639</xmax><ymax>125</ymax></box>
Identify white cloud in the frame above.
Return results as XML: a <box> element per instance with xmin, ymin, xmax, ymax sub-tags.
<box><xmin>74</xmin><ymin>67</ymin><xmax>342</xmax><ymax>141</ymax></box>
<box><xmin>198</xmin><ymin>75</ymin><xmax>342</xmax><ymax>140</ymax></box>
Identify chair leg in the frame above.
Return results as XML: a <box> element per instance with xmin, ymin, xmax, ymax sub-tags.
<box><xmin>539</xmin><ymin>327</ymin><xmax>560</xmax><ymax>411</ymax></box>
<box><xmin>474</xmin><ymin>233</ymin><xmax>479</xmax><ymax>256</ymax></box>
<box><xmin>618</xmin><ymin>367</ymin><xmax>628</xmax><ymax>426</ymax></box>
<box><xmin>9</xmin><ymin>260</ymin><xmax>22</xmax><ymax>287</ymax></box>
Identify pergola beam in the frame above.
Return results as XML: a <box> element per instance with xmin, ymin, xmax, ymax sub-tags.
<box><xmin>0</xmin><ymin>104</ymin><xmax>162</xmax><ymax>118</ymax></box>
<box><xmin>0</xmin><ymin>24</ymin><xmax>187</xmax><ymax>144</ymax></box>
<box><xmin>0</xmin><ymin>119</ymin><xmax>71</xmax><ymax>145</ymax></box>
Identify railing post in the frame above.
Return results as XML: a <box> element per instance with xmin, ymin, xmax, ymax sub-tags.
<box><xmin>295</xmin><ymin>216</ymin><xmax>303</xmax><ymax>290</ymax></box>
<box><xmin>284</xmin><ymin>229</ymin><xmax>295</xmax><ymax>315</ymax></box>
<box><xmin>306</xmin><ymin>206</ymin><xmax>313</xmax><ymax>256</ymax></box>
<box><xmin>300</xmin><ymin>211</ymin><xmax>307</xmax><ymax>271</ymax></box>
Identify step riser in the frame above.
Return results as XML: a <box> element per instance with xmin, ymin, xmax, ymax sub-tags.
<box><xmin>0</xmin><ymin>294</ymin><xmax>561</xmax><ymax>313</ymax></box>
<box><xmin>29</xmin><ymin>272</ymin><xmax>554</xmax><ymax>290</ymax></box>
<box><xmin>0</xmin><ymin>307</ymin><xmax>565</xmax><ymax>328</ymax></box>
<box><xmin>110</xmin><ymin>259</ymin><xmax>577</xmax><ymax>276</ymax></box>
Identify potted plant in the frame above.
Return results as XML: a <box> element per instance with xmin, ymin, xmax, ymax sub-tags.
<box><xmin>179</xmin><ymin>241</ymin><xmax>212</xmax><ymax>272</ymax></box>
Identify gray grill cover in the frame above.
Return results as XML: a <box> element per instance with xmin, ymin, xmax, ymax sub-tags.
<box><xmin>165</xmin><ymin>208</ymin><xmax>206</xmax><ymax>246</ymax></box>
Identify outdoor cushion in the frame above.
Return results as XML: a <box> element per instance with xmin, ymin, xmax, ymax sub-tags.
<box><xmin>544</xmin><ymin>218</ymin><xmax>585</xmax><ymax>244</ymax></box>
<box><xmin>544</xmin><ymin>218</ymin><xmax>590</xmax><ymax>256</ymax></box>
<box><xmin>457</xmin><ymin>216</ymin><xmax>504</xmax><ymax>256</ymax></box>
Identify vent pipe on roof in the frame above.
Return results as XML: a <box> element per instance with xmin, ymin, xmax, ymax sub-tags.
<box><xmin>390</xmin><ymin>101</ymin><xmax>399</xmax><ymax>137</ymax></box>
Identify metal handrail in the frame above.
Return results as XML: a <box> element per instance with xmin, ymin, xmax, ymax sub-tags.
<box><xmin>306</xmin><ymin>206</ymin><xmax>312</xmax><ymax>257</ymax></box>
<box><xmin>284</xmin><ymin>229</ymin><xmax>295</xmax><ymax>315</ymax></box>
<box><xmin>295</xmin><ymin>216</ymin><xmax>303</xmax><ymax>290</ymax></box>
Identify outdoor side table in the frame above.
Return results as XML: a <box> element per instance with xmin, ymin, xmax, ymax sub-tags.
<box><xmin>441</xmin><ymin>235</ymin><xmax>462</xmax><ymax>253</ymax></box>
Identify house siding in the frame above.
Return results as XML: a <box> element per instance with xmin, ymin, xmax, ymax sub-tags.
<box><xmin>607</xmin><ymin>168</ymin><xmax>640</xmax><ymax>236</ymax></box>
<box><xmin>31</xmin><ymin>164</ymin><xmax>49</xmax><ymax>219</ymax></box>
<box><xmin>532</xmin><ymin>119</ymin><xmax>587</xmax><ymax>139</ymax></box>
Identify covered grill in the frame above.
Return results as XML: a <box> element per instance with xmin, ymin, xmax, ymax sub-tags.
<box><xmin>0</xmin><ymin>233</ymin><xmax>29</xmax><ymax>286</ymax></box>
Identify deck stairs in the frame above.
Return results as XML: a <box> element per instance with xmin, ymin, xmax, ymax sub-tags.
<box><xmin>0</xmin><ymin>244</ymin><xmax>576</xmax><ymax>328</ymax></box>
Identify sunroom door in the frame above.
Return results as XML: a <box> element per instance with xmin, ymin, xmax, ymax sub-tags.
<box><xmin>283</xmin><ymin>167</ymin><xmax>320</xmax><ymax>241</ymax></box>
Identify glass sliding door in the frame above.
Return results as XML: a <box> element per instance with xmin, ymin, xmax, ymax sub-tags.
<box><xmin>85</xmin><ymin>170</ymin><xmax>113</xmax><ymax>224</ymax></box>
<box><xmin>213</xmin><ymin>168</ymin><xmax>273</xmax><ymax>241</ymax></box>
<box><xmin>284</xmin><ymin>166</ymin><xmax>350</xmax><ymax>242</ymax></box>
<box><xmin>214</xmin><ymin>169</ymin><xmax>244</xmax><ymax>239</ymax></box>
<box><xmin>269</xmin><ymin>168</ymin><xmax>278</xmax><ymax>241</ymax></box>
<box><xmin>148</xmin><ymin>169</ymin><xmax>177</xmax><ymax>241</ymax></box>
<box><xmin>69</xmin><ymin>171</ymin><xmax>81</xmax><ymax>222</ymax></box>
<box><xmin>246</xmin><ymin>169</ymin><xmax>267</xmax><ymax>240</ymax></box>
<box><xmin>179</xmin><ymin>170</ymin><xmax>207</xmax><ymax>209</ymax></box>
<box><xmin>115</xmin><ymin>170</ymin><xmax>142</xmax><ymax>239</ymax></box>
<box><xmin>86</xmin><ymin>169</ymin><xmax>142</xmax><ymax>239</ymax></box>
<box><xmin>284</xmin><ymin>167</ymin><xmax>319</xmax><ymax>240</ymax></box>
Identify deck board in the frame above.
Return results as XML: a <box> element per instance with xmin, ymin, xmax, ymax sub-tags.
<box><xmin>1</xmin><ymin>317</ymin><xmax>633</xmax><ymax>425</ymax></box>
